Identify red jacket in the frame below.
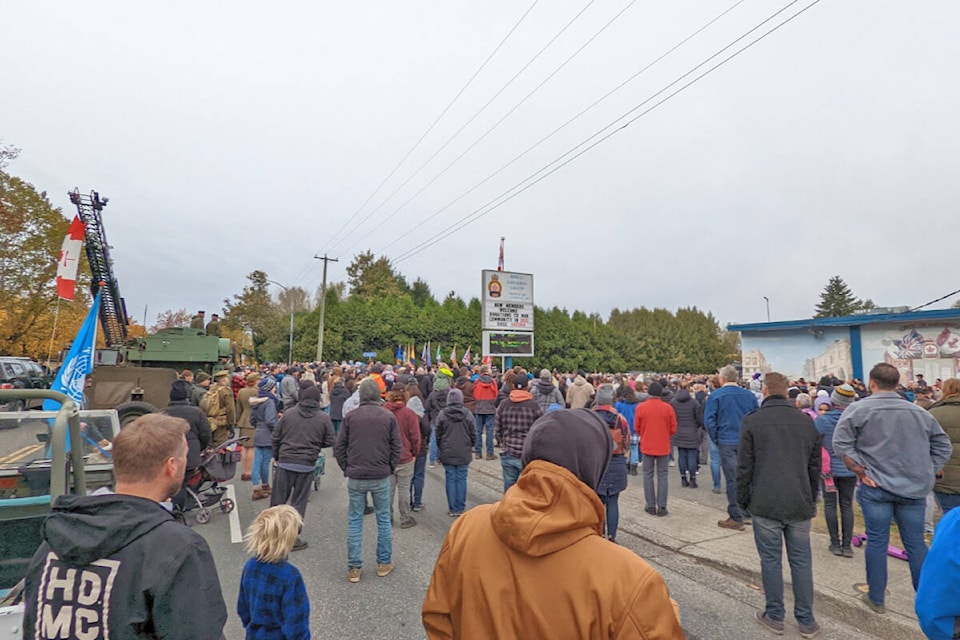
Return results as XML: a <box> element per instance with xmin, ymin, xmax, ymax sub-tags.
<box><xmin>384</xmin><ymin>401</ymin><xmax>422</xmax><ymax>464</ymax></box>
<box><xmin>634</xmin><ymin>398</ymin><xmax>677</xmax><ymax>456</ymax></box>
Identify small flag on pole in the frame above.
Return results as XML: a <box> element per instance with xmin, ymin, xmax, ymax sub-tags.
<box><xmin>426</xmin><ymin>341</ymin><xmax>432</xmax><ymax>368</ymax></box>
<box><xmin>497</xmin><ymin>237</ymin><xmax>504</xmax><ymax>272</ymax></box>
<box><xmin>450</xmin><ymin>345</ymin><xmax>457</xmax><ymax>364</ymax></box>
<box><xmin>461</xmin><ymin>346</ymin><xmax>471</xmax><ymax>366</ymax></box>
<box><xmin>56</xmin><ymin>215</ymin><xmax>85</xmax><ymax>301</ymax></box>
<box><xmin>436</xmin><ymin>343</ymin><xmax>442</xmax><ymax>365</ymax></box>
<box><xmin>396</xmin><ymin>344</ymin><xmax>403</xmax><ymax>364</ymax></box>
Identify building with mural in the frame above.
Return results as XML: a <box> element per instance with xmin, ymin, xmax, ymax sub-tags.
<box><xmin>728</xmin><ymin>308</ymin><xmax>960</xmax><ymax>384</ymax></box>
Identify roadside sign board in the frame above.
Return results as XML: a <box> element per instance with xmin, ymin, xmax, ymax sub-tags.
<box><xmin>481</xmin><ymin>270</ymin><xmax>534</xmax><ymax>331</ymax></box>
<box><xmin>362</xmin><ymin>352</ymin><xmax>377</xmax><ymax>359</ymax></box>
<box><xmin>483</xmin><ymin>331</ymin><xmax>534</xmax><ymax>357</ymax></box>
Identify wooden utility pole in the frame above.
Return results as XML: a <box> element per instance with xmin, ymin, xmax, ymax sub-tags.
<box><xmin>314</xmin><ymin>254</ymin><xmax>338</xmax><ymax>362</ymax></box>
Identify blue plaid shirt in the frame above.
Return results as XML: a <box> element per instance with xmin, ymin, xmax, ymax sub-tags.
<box><xmin>238</xmin><ymin>557</ymin><xmax>310</xmax><ymax>640</ymax></box>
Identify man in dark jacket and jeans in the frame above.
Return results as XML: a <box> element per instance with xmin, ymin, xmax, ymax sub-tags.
<box><xmin>737</xmin><ymin>372</ymin><xmax>822</xmax><ymax>638</ymax></box>
<box><xmin>335</xmin><ymin>378</ymin><xmax>402</xmax><ymax>583</ymax></box>
<box><xmin>23</xmin><ymin>413</ymin><xmax>227</xmax><ymax>639</ymax></box>
<box><xmin>272</xmin><ymin>384</ymin><xmax>335</xmax><ymax>550</ymax></box>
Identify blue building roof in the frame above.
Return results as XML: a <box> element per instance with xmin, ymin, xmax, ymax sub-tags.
<box><xmin>728</xmin><ymin>308</ymin><xmax>960</xmax><ymax>333</ymax></box>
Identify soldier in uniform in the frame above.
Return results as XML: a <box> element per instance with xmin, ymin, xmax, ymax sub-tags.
<box><xmin>190</xmin><ymin>310</ymin><xmax>206</xmax><ymax>330</ymax></box>
<box><xmin>205</xmin><ymin>313</ymin><xmax>222</xmax><ymax>337</ymax></box>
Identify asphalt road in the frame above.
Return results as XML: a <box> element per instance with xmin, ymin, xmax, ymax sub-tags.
<box><xmin>192</xmin><ymin>454</ymin><xmax>902</xmax><ymax>640</ymax></box>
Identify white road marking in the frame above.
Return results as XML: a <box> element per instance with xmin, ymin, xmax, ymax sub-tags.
<box><xmin>225</xmin><ymin>484</ymin><xmax>242</xmax><ymax>544</ymax></box>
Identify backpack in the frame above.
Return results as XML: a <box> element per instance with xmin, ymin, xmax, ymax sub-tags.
<box><xmin>597</xmin><ymin>408</ymin><xmax>628</xmax><ymax>455</ymax></box>
<box><xmin>203</xmin><ymin>387</ymin><xmax>226</xmax><ymax>430</ymax></box>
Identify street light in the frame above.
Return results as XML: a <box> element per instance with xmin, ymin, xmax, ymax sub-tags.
<box><xmin>763</xmin><ymin>296</ymin><xmax>771</xmax><ymax>322</ymax></box>
<box><xmin>268</xmin><ymin>280</ymin><xmax>294</xmax><ymax>366</ymax></box>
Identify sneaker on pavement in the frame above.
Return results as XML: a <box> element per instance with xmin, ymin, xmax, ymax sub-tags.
<box><xmin>412</xmin><ymin>504</ymin><xmax>424</xmax><ymax>512</ymax></box>
<box><xmin>428</xmin><ymin>462</ymin><xmax>436</xmax><ymax>468</ymax></box>
<box><xmin>347</xmin><ymin>568</ymin><xmax>361</xmax><ymax>583</ymax></box>
<box><xmin>712</xmin><ymin>488</ymin><xmax>722</xmax><ymax>494</ymax></box>
<box><xmin>377</xmin><ymin>563</ymin><xmax>395</xmax><ymax>578</ymax></box>
<box><xmin>251</xmin><ymin>488</ymin><xmax>268</xmax><ymax>501</ymax></box>
<box><xmin>860</xmin><ymin>592</ymin><xmax>885</xmax><ymax>614</ymax></box>
<box><xmin>718</xmin><ymin>518</ymin><xmax>745</xmax><ymax>531</ymax></box>
<box><xmin>475</xmin><ymin>453</ymin><xmax>482</xmax><ymax>460</ymax></box>
<box><xmin>292</xmin><ymin>538</ymin><xmax>308</xmax><ymax>552</ymax></box>
<box><xmin>828</xmin><ymin>544</ymin><xmax>843</xmax><ymax>556</ymax></box>
<box><xmin>364</xmin><ymin>505</ymin><xmax>374</xmax><ymax>515</ymax></box>
<box><xmin>644</xmin><ymin>507</ymin><xmax>658</xmax><ymax>516</ymax></box>
<box><xmin>668</xmin><ymin>460</ymin><xmax>676</xmax><ymax>467</ymax></box>
<box><xmin>657</xmin><ymin>508</ymin><xmax>668</xmax><ymax>517</ymax></box>
<box><xmin>400</xmin><ymin>517</ymin><xmax>417</xmax><ymax>529</ymax></box>
<box><xmin>842</xmin><ymin>546</ymin><xmax>854</xmax><ymax>558</ymax></box>
<box><xmin>799</xmin><ymin>621</ymin><xmax>821</xmax><ymax>638</ymax></box>
<box><xmin>754</xmin><ymin>611</ymin><xmax>784</xmax><ymax>635</ymax></box>
<box><xmin>485</xmin><ymin>453</ymin><xmax>496</xmax><ymax>460</ymax></box>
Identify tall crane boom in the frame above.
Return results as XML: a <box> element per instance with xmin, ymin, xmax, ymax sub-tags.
<box><xmin>69</xmin><ymin>188</ymin><xmax>129</xmax><ymax>347</ymax></box>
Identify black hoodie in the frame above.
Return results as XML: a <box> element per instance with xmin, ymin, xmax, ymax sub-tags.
<box><xmin>272</xmin><ymin>398</ymin><xmax>335</xmax><ymax>467</ymax></box>
<box><xmin>24</xmin><ymin>493</ymin><xmax>227</xmax><ymax>639</ymax></box>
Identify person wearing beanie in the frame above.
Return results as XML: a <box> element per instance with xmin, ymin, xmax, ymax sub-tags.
<box><xmin>383</xmin><ymin>388</ymin><xmax>421</xmax><ymax>528</ymax></box>
<box><xmin>249</xmin><ymin>377</ymin><xmax>280</xmax><ymax>501</ymax></box>
<box><xmin>530</xmin><ymin>367</ymin><xmax>564</xmax><ymax>415</ymax></box>
<box><xmin>237</xmin><ymin>372</ymin><xmax>261</xmax><ymax>481</ymax></box>
<box><xmin>472</xmin><ymin>366</ymin><xmax>500</xmax><ymax>461</ymax></box>
<box><xmin>434</xmin><ymin>388</ymin><xmax>476</xmax><ymax>516</ymax></box>
<box><xmin>593</xmin><ymin>385</ymin><xmax>630</xmax><ymax>542</ymax></box>
<box><xmin>494</xmin><ymin>372</ymin><xmax>543</xmax><ymax>492</ymax></box>
<box><xmin>162</xmin><ymin>380</ymin><xmax>212</xmax><ymax>481</ymax></box>
<box><xmin>422</xmin><ymin>409</ymin><xmax>684</xmax><ymax>639</ymax></box>
<box><xmin>737</xmin><ymin>372</ymin><xmax>823</xmax><ymax>637</ymax></box>
<box><xmin>814</xmin><ymin>384</ymin><xmax>857</xmax><ymax>557</ymax></box>
<box><xmin>191</xmin><ymin>370</ymin><xmax>211</xmax><ymax>406</ymax></box>
<box><xmin>334</xmin><ymin>376</ymin><xmax>402</xmax><ymax>583</ymax></box>
<box><xmin>270</xmin><ymin>384</ymin><xmax>335</xmax><ymax>550</ymax></box>
<box><xmin>424</xmin><ymin>372</ymin><xmax>453</xmax><ymax>468</ymax></box>
<box><xmin>634</xmin><ymin>381</ymin><xmax>677</xmax><ymax>516</ymax></box>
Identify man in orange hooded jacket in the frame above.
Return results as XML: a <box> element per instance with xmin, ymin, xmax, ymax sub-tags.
<box><xmin>422</xmin><ymin>408</ymin><xmax>684</xmax><ymax>639</ymax></box>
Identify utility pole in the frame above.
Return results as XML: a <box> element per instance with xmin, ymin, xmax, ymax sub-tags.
<box><xmin>314</xmin><ymin>254</ymin><xmax>339</xmax><ymax>362</ymax></box>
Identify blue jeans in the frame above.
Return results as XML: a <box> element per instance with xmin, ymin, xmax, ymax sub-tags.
<box><xmin>474</xmin><ymin>414</ymin><xmax>495</xmax><ymax>456</ymax></box>
<box><xmin>677</xmin><ymin>447</ymin><xmax>698</xmax><ymax>479</ymax></box>
<box><xmin>411</xmin><ymin>454</ymin><xmax>427</xmax><ymax>509</ymax></box>
<box><xmin>252</xmin><ymin>446</ymin><xmax>272</xmax><ymax>486</ymax></box>
<box><xmin>857</xmin><ymin>484</ymin><xmax>928</xmax><ymax>605</ymax></box>
<box><xmin>719</xmin><ymin>444</ymin><xmax>742</xmax><ymax>521</ymax></box>
<box><xmin>600</xmin><ymin>493</ymin><xmax>620</xmax><ymax>539</ymax></box>
<box><xmin>501</xmin><ymin>455</ymin><xmax>522</xmax><ymax>493</ymax></box>
<box><xmin>429</xmin><ymin>426</ymin><xmax>439</xmax><ymax>464</ymax></box>
<box><xmin>934</xmin><ymin>491</ymin><xmax>960</xmax><ymax>515</ymax></box>
<box><xmin>444</xmin><ymin>464</ymin><xmax>468</xmax><ymax>513</ymax></box>
<box><xmin>628</xmin><ymin>439</ymin><xmax>639</xmax><ymax>467</ymax></box>
<box><xmin>347</xmin><ymin>477</ymin><xmax>392</xmax><ymax>569</ymax></box>
<box><xmin>752</xmin><ymin>515</ymin><xmax>816</xmax><ymax>627</ymax></box>
<box><xmin>708</xmin><ymin>437</ymin><xmax>722</xmax><ymax>490</ymax></box>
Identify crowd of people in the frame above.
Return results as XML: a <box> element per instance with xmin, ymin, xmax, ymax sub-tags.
<box><xmin>19</xmin><ymin>355</ymin><xmax>960</xmax><ymax>639</ymax></box>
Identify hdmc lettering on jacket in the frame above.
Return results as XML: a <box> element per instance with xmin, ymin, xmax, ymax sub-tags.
<box><xmin>34</xmin><ymin>551</ymin><xmax>120</xmax><ymax>639</ymax></box>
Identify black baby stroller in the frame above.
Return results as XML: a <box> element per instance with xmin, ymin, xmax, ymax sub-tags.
<box><xmin>175</xmin><ymin>436</ymin><xmax>246</xmax><ymax>525</ymax></box>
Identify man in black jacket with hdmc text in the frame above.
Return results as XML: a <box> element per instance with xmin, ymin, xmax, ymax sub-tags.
<box><xmin>24</xmin><ymin>413</ymin><xmax>227</xmax><ymax>639</ymax></box>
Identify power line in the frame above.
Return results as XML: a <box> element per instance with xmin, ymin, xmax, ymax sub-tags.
<box><xmin>329</xmin><ymin>0</ymin><xmax>605</xmax><ymax>257</ymax></box>
<box><xmin>378</xmin><ymin>0</ymin><xmax>749</xmax><ymax>256</ymax></box>
<box><xmin>911</xmin><ymin>288</ymin><xmax>960</xmax><ymax>312</ymax></box>
<box><xmin>315</xmin><ymin>0</ymin><xmax>540</xmax><ymax>260</ymax></box>
<box><xmin>393</xmin><ymin>0</ymin><xmax>821</xmax><ymax>264</ymax></box>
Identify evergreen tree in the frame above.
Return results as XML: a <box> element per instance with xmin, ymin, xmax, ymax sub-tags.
<box><xmin>814</xmin><ymin>276</ymin><xmax>866</xmax><ymax>318</ymax></box>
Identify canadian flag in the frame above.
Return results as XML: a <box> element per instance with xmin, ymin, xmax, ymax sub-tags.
<box><xmin>56</xmin><ymin>215</ymin><xmax>85</xmax><ymax>301</ymax></box>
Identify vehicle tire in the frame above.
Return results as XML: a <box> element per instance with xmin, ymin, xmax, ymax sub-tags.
<box><xmin>220</xmin><ymin>498</ymin><xmax>234</xmax><ymax>514</ymax></box>
<box><xmin>115</xmin><ymin>401</ymin><xmax>157</xmax><ymax>427</ymax></box>
<box><xmin>195</xmin><ymin>508</ymin><xmax>211</xmax><ymax>524</ymax></box>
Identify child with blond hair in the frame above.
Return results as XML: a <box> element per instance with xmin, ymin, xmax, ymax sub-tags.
<box><xmin>238</xmin><ymin>505</ymin><xmax>310</xmax><ymax>639</ymax></box>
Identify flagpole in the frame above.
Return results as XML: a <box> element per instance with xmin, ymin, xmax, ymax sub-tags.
<box><xmin>46</xmin><ymin>298</ymin><xmax>63</xmax><ymax>368</ymax></box>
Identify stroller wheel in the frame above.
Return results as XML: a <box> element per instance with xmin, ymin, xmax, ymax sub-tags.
<box><xmin>220</xmin><ymin>498</ymin><xmax>235</xmax><ymax>514</ymax></box>
<box><xmin>195</xmin><ymin>508</ymin><xmax>211</xmax><ymax>525</ymax></box>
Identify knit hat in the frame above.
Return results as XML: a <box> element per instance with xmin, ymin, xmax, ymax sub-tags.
<box><xmin>513</xmin><ymin>375</ymin><xmax>528</xmax><ymax>390</ymax></box>
<box><xmin>540</xmin><ymin>369</ymin><xmax>552</xmax><ymax>381</ymax></box>
<box><xmin>831</xmin><ymin>384</ymin><xmax>856</xmax><ymax>408</ymax></box>
<box><xmin>170</xmin><ymin>380</ymin><xmax>192</xmax><ymax>402</ymax></box>
<box><xmin>258</xmin><ymin>377</ymin><xmax>276</xmax><ymax>392</ymax></box>
<box><xmin>647</xmin><ymin>381</ymin><xmax>663</xmax><ymax>398</ymax></box>
<box><xmin>447</xmin><ymin>388</ymin><xmax>464</xmax><ymax>405</ymax></box>
<box><xmin>815</xmin><ymin>397</ymin><xmax>832</xmax><ymax>410</ymax></box>
<box><xmin>521</xmin><ymin>409</ymin><xmax>613</xmax><ymax>491</ymax></box>
<box><xmin>299</xmin><ymin>379</ymin><xmax>316</xmax><ymax>392</ymax></box>
<box><xmin>359</xmin><ymin>378</ymin><xmax>381</xmax><ymax>402</ymax></box>
<box><xmin>300</xmin><ymin>385</ymin><xmax>322</xmax><ymax>403</ymax></box>
<box><xmin>195</xmin><ymin>371</ymin><xmax>211</xmax><ymax>383</ymax></box>
<box><xmin>596</xmin><ymin>384</ymin><xmax>615</xmax><ymax>406</ymax></box>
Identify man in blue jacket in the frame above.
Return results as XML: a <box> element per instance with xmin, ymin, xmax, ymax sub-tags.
<box><xmin>704</xmin><ymin>364</ymin><xmax>758</xmax><ymax>531</ymax></box>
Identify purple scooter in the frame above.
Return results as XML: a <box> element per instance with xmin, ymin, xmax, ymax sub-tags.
<box><xmin>850</xmin><ymin>533</ymin><xmax>909</xmax><ymax>560</ymax></box>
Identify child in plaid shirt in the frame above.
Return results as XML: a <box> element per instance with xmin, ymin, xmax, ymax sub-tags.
<box><xmin>238</xmin><ymin>505</ymin><xmax>310</xmax><ymax>640</ymax></box>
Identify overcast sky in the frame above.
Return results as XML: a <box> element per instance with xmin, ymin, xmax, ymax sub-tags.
<box><xmin>3</xmin><ymin>1</ymin><xmax>959</xmax><ymax>329</ymax></box>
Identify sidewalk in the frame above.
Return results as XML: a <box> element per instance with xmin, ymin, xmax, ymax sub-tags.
<box><xmin>466</xmin><ymin>458</ymin><xmax>926</xmax><ymax>640</ymax></box>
